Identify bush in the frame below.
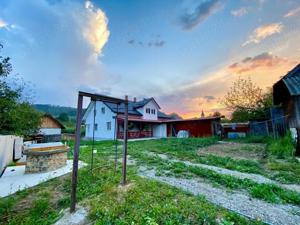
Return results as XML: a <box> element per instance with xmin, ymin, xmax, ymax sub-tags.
<box><xmin>267</xmin><ymin>132</ymin><xmax>295</xmax><ymax>158</ymax></box>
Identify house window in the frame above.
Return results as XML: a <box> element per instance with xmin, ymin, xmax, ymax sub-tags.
<box><xmin>101</xmin><ymin>107</ymin><xmax>105</xmax><ymax>114</ymax></box>
<box><xmin>146</xmin><ymin>108</ymin><xmax>150</xmax><ymax>114</ymax></box>
<box><xmin>107</xmin><ymin>122</ymin><xmax>111</xmax><ymax>130</ymax></box>
<box><xmin>151</xmin><ymin>109</ymin><xmax>156</xmax><ymax>114</ymax></box>
<box><xmin>87</xmin><ymin>124</ymin><xmax>90</xmax><ymax>132</ymax></box>
<box><xmin>94</xmin><ymin>124</ymin><xmax>98</xmax><ymax>131</ymax></box>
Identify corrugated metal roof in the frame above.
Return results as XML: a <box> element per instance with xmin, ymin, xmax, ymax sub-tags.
<box><xmin>103</xmin><ymin>99</ymin><xmax>170</xmax><ymax>119</ymax></box>
<box><xmin>104</xmin><ymin>102</ymin><xmax>142</xmax><ymax>116</ymax></box>
<box><xmin>281</xmin><ymin>63</ymin><xmax>300</xmax><ymax>96</ymax></box>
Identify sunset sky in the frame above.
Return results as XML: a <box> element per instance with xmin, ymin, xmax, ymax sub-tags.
<box><xmin>1</xmin><ymin>0</ymin><xmax>300</xmax><ymax>118</ymax></box>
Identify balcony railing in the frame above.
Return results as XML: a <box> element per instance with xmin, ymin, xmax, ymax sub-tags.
<box><xmin>118</xmin><ymin>130</ymin><xmax>153</xmax><ymax>139</ymax></box>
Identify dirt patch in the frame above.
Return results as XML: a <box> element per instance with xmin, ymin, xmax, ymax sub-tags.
<box><xmin>117</xmin><ymin>182</ymin><xmax>135</xmax><ymax>193</ymax></box>
<box><xmin>54</xmin><ymin>205</ymin><xmax>89</xmax><ymax>225</ymax></box>
<box><xmin>114</xmin><ymin>182</ymin><xmax>135</xmax><ymax>203</ymax></box>
<box><xmin>197</xmin><ymin>142</ymin><xmax>266</xmax><ymax>160</ymax></box>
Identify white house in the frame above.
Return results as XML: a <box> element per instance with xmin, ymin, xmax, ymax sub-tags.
<box><xmin>83</xmin><ymin>98</ymin><xmax>171</xmax><ymax>140</ymax></box>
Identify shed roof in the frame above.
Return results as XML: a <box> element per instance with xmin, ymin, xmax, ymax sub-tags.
<box><xmin>41</xmin><ymin>114</ymin><xmax>65</xmax><ymax>129</ymax></box>
<box><xmin>275</xmin><ymin>63</ymin><xmax>300</xmax><ymax>96</ymax></box>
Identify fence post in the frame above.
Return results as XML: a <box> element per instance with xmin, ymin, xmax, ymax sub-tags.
<box><xmin>121</xmin><ymin>95</ymin><xmax>128</xmax><ymax>186</ymax></box>
<box><xmin>265</xmin><ymin>121</ymin><xmax>269</xmax><ymax>136</ymax></box>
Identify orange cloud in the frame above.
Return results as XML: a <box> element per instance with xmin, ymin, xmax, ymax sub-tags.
<box><xmin>243</xmin><ymin>23</ymin><xmax>283</xmax><ymax>46</ymax></box>
<box><xmin>284</xmin><ymin>6</ymin><xmax>300</xmax><ymax>18</ymax></box>
<box><xmin>160</xmin><ymin>52</ymin><xmax>297</xmax><ymax>119</ymax></box>
<box><xmin>228</xmin><ymin>52</ymin><xmax>289</xmax><ymax>74</ymax></box>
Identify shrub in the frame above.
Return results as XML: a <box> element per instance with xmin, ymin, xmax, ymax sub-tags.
<box><xmin>267</xmin><ymin>132</ymin><xmax>295</xmax><ymax>158</ymax></box>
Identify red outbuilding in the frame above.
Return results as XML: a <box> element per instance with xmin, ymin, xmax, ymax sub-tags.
<box><xmin>166</xmin><ymin>116</ymin><xmax>222</xmax><ymax>137</ymax></box>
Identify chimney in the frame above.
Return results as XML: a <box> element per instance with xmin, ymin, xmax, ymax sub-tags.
<box><xmin>133</xmin><ymin>97</ymin><xmax>137</xmax><ymax>102</ymax></box>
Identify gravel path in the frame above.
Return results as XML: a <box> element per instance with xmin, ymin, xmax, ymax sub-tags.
<box><xmin>139</xmin><ymin>168</ymin><xmax>300</xmax><ymax>225</ymax></box>
<box><xmin>147</xmin><ymin>152</ymin><xmax>300</xmax><ymax>193</ymax></box>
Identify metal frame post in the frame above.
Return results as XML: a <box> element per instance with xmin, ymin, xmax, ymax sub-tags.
<box><xmin>91</xmin><ymin>100</ymin><xmax>96</xmax><ymax>171</ymax></box>
<box><xmin>70</xmin><ymin>91</ymin><xmax>128</xmax><ymax>212</ymax></box>
<box><xmin>114</xmin><ymin>103</ymin><xmax>119</xmax><ymax>171</ymax></box>
<box><xmin>122</xmin><ymin>95</ymin><xmax>128</xmax><ymax>185</ymax></box>
<box><xmin>70</xmin><ymin>94</ymin><xmax>83</xmax><ymax>213</ymax></box>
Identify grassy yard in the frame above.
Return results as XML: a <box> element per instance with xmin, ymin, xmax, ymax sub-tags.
<box><xmin>1</xmin><ymin>137</ymin><xmax>299</xmax><ymax>224</ymax></box>
<box><xmin>128</xmin><ymin>136</ymin><xmax>300</xmax><ymax>185</ymax></box>
<box><xmin>128</xmin><ymin>138</ymin><xmax>300</xmax><ymax>205</ymax></box>
<box><xmin>0</xmin><ymin>139</ymin><xmax>264</xmax><ymax>225</ymax></box>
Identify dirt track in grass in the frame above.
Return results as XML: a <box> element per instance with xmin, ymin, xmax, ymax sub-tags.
<box><xmin>146</xmin><ymin>152</ymin><xmax>300</xmax><ymax>193</ymax></box>
<box><xmin>139</xmin><ymin>168</ymin><xmax>300</xmax><ymax>225</ymax></box>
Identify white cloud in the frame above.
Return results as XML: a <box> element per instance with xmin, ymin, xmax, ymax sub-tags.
<box><xmin>284</xmin><ymin>6</ymin><xmax>300</xmax><ymax>18</ymax></box>
<box><xmin>0</xmin><ymin>18</ymin><xmax>8</xmax><ymax>28</ymax></box>
<box><xmin>231</xmin><ymin>7</ymin><xmax>248</xmax><ymax>17</ymax></box>
<box><xmin>85</xmin><ymin>1</ymin><xmax>93</xmax><ymax>9</ymax></box>
<box><xmin>83</xmin><ymin>1</ymin><xmax>110</xmax><ymax>54</ymax></box>
<box><xmin>0</xmin><ymin>0</ymin><xmax>113</xmax><ymax>105</ymax></box>
<box><xmin>243</xmin><ymin>23</ymin><xmax>283</xmax><ymax>46</ymax></box>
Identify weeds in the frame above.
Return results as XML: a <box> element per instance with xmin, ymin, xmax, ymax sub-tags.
<box><xmin>133</xmin><ymin>152</ymin><xmax>300</xmax><ymax>205</ymax></box>
<box><xmin>267</xmin><ymin>132</ymin><xmax>296</xmax><ymax>158</ymax></box>
<box><xmin>1</xmin><ymin>137</ymin><xmax>298</xmax><ymax>224</ymax></box>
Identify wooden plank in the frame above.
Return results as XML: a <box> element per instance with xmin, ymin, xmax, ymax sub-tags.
<box><xmin>27</xmin><ymin>146</ymin><xmax>69</xmax><ymax>152</ymax></box>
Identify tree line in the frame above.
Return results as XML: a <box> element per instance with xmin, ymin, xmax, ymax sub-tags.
<box><xmin>0</xmin><ymin>44</ymin><xmax>41</xmax><ymax>136</ymax></box>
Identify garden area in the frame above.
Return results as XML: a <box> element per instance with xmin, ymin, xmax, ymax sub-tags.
<box><xmin>0</xmin><ymin>136</ymin><xmax>300</xmax><ymax>225</ymax></box>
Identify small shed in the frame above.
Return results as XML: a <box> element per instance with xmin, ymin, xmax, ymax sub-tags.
<box><xmin>166</xmin><ymin>116</ymin><xmax>222</xmax><ymax>138</ymax></box>
<box><xmin>222</xmin><ymin>122</ymin><xmax>250</xmax><ymax>138</ymax></box>
<box><xmin>273</xmin><ymin>63</ymin><xmax>300</xmax><ymax>155</ymax></box>
<box><xmin>31</xmin><ymin>114</ymin><xmax>65</xmax><ymax>143</ymax></box>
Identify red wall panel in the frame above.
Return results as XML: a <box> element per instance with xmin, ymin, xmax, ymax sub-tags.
<box><xmin>167</xmin><ymin>120</ymin><xmax>214</xmax><ymax>137</ymax></box>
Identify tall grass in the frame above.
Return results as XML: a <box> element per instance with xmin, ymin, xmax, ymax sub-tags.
<box><xmin>267</xmin><ymin>132</ymin><xmax>295</xmax><ymax>158</ymax></box>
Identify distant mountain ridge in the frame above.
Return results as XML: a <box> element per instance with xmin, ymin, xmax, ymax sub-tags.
<box><xmin>33</xmin><ymin>104</ymin><xmax>77</xmax><ymax>118</ymax></box>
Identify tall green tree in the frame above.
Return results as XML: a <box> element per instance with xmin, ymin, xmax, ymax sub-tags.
<box><xmin>0</xmin><ymin>44</ymin><xmax>41</xmax><ymax>136</ymax></box>
<box><xmin>223</xmin><ymin>77</ymin><xmax>273</xmax><ymax>122</ymax></box>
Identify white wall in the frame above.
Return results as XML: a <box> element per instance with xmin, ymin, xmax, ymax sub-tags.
<box><xmin>153</xmin><ymin>124</ymin><xmax>167</xmax><ymax>138</ymax></box>
<box><xmin>0</xmin><ymin>135</ymin><xmax>23</xmax><ymax>175</ymax></box>
<box><xmin>139</xmin><ymin>100</ymin><xmax>158</xmax><ymax>120</ymax></box>
<box><xmin>40</xmin><ymin>128</ymin><xmax>61</xmax><ymax>135</ymax></box>
<box><xmin>85</xmin><ymin>101</ymin><xmax>116</xmax><ymax>140</ymax></box>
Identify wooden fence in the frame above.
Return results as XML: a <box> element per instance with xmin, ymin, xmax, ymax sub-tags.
<box><xmin>0</xmin><ymin>135</ymin><xmax>23</xmax><ymax>176</ymax></box>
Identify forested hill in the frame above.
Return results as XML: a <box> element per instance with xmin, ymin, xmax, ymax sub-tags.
<box><xmin>33</xmin><ymin>104</ymin><xmax>77</xmax><ymax>118</ymax></box>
